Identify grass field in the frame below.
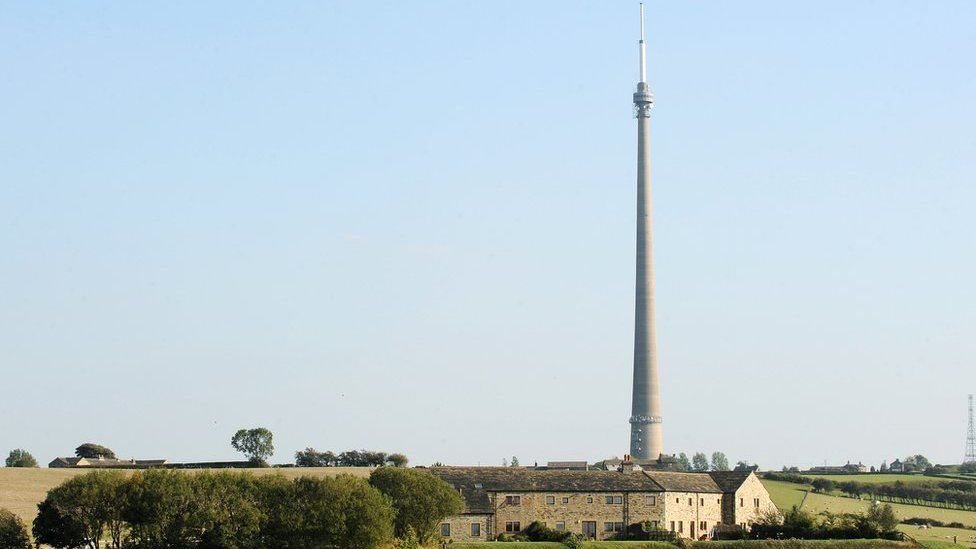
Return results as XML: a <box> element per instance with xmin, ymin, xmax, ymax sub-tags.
<box><xmin>451</xmin><ymin>542</ymin><xmax>916</xmax><ymax>549</ymax></box>
<box><xmin>0</xmin><ymin>466</ymin><xmax>373</xmax><ymax>526</ymax></box>
<box><xmin>800</xmin><ymin>475</ymin><xmax>938</xmax><ymax>485</ymax></box>
<box><xmin>759</xmin><ymin>478</ymin><xmax>976</xmax><ymax>547</ymax></box>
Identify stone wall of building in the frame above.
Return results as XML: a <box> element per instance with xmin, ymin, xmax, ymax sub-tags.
<box><xmin>439</xmin><ymin>514</ymin><xmax>490</xmax><ymax>542</ymax></box>
<box><xmin>730</xmin><ymin>474</ymin><xmax>777</xmax><ymax>528</ymax></box>
<box><xmin>660</xmin><ymin>491</ymin><xmax>724</xmax><ymax>539</ymax></box>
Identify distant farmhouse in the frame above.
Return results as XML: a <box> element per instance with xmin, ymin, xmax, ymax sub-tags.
<box><xmin>49</xmin><ymin>456</ymin><xmax>167</xmax><ymax>468</ymax></box>
<box><xmin>808</xmin><ymin>461</ymin><xmax>868</xmax><ymax>474</ymax></box>
<box><xmin>430</xmin><ymin>463</ymin><xmax>775</xmax><ymax>542</ymax></box>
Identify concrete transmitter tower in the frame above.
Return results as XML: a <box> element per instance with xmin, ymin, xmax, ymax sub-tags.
<box><xmin>629</xmin><ymin>3</ymin><xmax>663</xmax><ymax>460</ymax></box>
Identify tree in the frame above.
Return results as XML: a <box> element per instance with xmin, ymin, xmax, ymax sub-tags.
<box><xmin>5</xmin><ymin>449</ymin><xmax>38</xmax><ymax>468</ymax></box>
<box><xmin>692</xmin><ymin>452</ymin><xmax>709</xmax><ymax>472</ymax></box>
<box><xmin>710</xmin><ymin>452</ymin><xmax>730</xmax><ymax>471</ymax></box>
<box><xmin>75</xmin><ymin>443</ymin><xmax>116</xmax><ymax>460</ymax></box>
<box><xmin>811</xmin><ymin>478</ymin><xmax>835</xmax><ymax>493</ymax></box>
<box><xmin>387</xmin><ymin>453</ymin><xmax>409</xmax><ymax>467</ymax></box>
<box><xmin>121</xmin><ymin>468</ymin><xmax>197</xmax><ymax>547</ymax></box>
<box><xmin>231</xmin><ymin>428</ymin><xmax>274</xmax><ymax>466</ymax></box>
<box><xmin>675</xmin><ymin>453</ymin><xmax>691</xmax><ymax>472</ymax></box>
<box><xmin>866</xmin><ymin>503</ymin><xmax>898</xmax><ymax>533</ymax></box>
<box><xmin>192</xmin><ymin>471</ymin><xmax>262</xmax><ymax>547</ymax></box>
<box><xmin>0</xmin><ymin>509</ymin><xmax>31</xmax><ymax>549</ymax></box>
<box><xmin>33</xmin><ymin>471</ymin><xmax>127</xmax><ymax>549</ymax></box>
<box><xmin>904</xmin><ymin>455</ymin><xmax>932</xmax><ymax>471</ymax></box>
<box><xmin>368</xmin><ymin>467</ymin><xmax>464</xmax><ymax>544</ymax></box>
<box><xmin>511</xmin><ymin>456</ymin><xmax>520</xmax><ymax>467</ymax></box>
<box><xmin>295</xmin><ymin>448</ymin><xmax>337</xmax><ymax>467</ymax></box>
<box><xmin>960</xmin><ymin>462</ymin><xmax>976</xmax><ymax>474</ymax></box>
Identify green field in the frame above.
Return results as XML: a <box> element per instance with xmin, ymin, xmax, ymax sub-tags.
<box><xmin>0</xmin><ymin>466</ymin><xmax>374</xmax><ymax>526</ymax></box>
<box><xmin>801</xmin><ymin>474</ymin><xmax>938</xmax><ymax>485</ymax></box>
<box><xmin>759</xmin><ymin>479</ymin><xmax>976</xmax><ymax>547</ymax></box>
<box><xmin>451</xmin><ymin>542</ymin><xmax>915</xmax><ymax>549</ymax></box>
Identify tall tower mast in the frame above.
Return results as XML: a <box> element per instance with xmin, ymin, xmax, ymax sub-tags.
<box><xmin>629</xmin><ymin>2</ymin><xmax>663</xmax><ymax>460</ymax></box>
<box><xmin>965</xmin><ymin>395</ymin><xmax>976</xmax><ymax>464</ymax></box>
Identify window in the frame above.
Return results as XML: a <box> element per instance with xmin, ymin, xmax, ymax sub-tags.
<box><xmin>670</xmin><ymin>521</ymin><xmax>676</xmax><ymax>532</ymax></box>
<box><xmin>555</xmin><ymin>522</ymin><xmax>566</xmax><ymax>531</ymax></box>
<box><xmin>740</xmin><ymin>497</ymin><xmax>744</xmax><ymax>507</ymax></box>
<box><xmin>505</xmin><ymin>495</ymin><xmax>521</xmax><ymax>505</ymax></box>
<box><xmin>471</xmin><ymin>523</ymin><xmax>480</xmax><ymax>537</ymax></box>
<box><xmin>688</xmin><ymin>498</ymin><xmax>693</xmax><ymax>505</ymax></box>
<box><xmin>700</xmin><ymin>521</ymin><xmax>707</xmax><ymax>530</ymax></box>
<box><xmin>615</xmin><ymin>495</ymin><xmax>623</xmax><ymax>504</ymax></box>
<box><xmin>646</xmin><ymin>495</ymin><xmax>656</xmax><ymax>505</ymax></box>
<box><xmin>604</xmin><ymin>522</ymin><xmax>624</xmax><ymax>533</ymax></box>
<box><xmin>505</xmin><ymin>521</ymin><xmax>521</xmax><ymax>533</ymax></box>
<box><xmin>678</xmin><ymin>521</ymin><xmax>684</xmax><ymax>533</ymax></box>
<box><xmin>676</xmin><ymin>497</ymin><xmax>680</xmax><ymax>503</ymax></box>
<box><xmin>546</xmin><ymin>495</ymin><xmax>555</xmax><ymax>505</ymax></box>
<box><xmin>562</xmin><ymin>497</ymin><xmax>570</xmax><ymax>503</ymax></box>
<box><xmin>754</xmin><ymin>498</ymin><xmax>761</xmax><ymax>508</ymax></box>
<box><xmin>440</xmin><ymin>523</ymin><xmax>450</xmax><ymax>537</ymax></box>
<box><xmin>605</xmin><ymin>495</ymin><xmax>613</xmax><ymax>504</ymax></box>
<box><xmin>587</xmin><ymin>496</ymin><xmax>593</xmax><ymax>503</ymax></box>
<box><xmin>604</xmin><ymin>522</ymin><xmax>615</xmax><ymax>532</ymax></box>
<box><xmin>700</xmin><ymin>498</ymin><xmax>705</xmax><ymax>506</ymax></box>
<box><xmin>717</xmin><ymin>499</ymin><xmax>722</xmax><ymax>505</ymax></box>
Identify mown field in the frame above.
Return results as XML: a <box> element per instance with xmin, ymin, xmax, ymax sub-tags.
<box><xmin>0</xmin><ymin>466</ymin><xmax>373</xmax><ymax>526</ymax></box>
<box><xmin>451</xmin><ymin>542</ymin><xmax>916</xmax><ymax>549</ymax></box>
<box><xmin>800</xmin><ymin>474</ymin><xmax>934</xmax><ymax>485</ymax></box>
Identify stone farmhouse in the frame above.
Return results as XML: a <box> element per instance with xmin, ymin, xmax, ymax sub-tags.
<box><xmin>48</xmin><ymin>456</ymin><xmax>168</xmax><ymax>468</ymax></box>
<box><xmin>431</xmin><ymin>466</ymin><xmax>776</xmax><ymax>542</ymax></box>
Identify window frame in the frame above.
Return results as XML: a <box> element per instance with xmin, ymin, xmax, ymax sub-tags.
<box><xmin>471</xmin><ymin>523</ymin><xmax>480</xmax><ymax>537</ymax></box>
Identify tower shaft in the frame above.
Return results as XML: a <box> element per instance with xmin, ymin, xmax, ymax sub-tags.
<box><xmin>629</xmin><ymin>3</ymin><xmax>662</xmax><ymax>460</ymax></box>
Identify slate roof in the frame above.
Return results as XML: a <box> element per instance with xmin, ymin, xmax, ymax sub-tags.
<box><xmin>642</xmin><ymin>471</ymin><xmax>723</xmax><ymax>493</ymax></box>
<box><xmin>707</xmin><ymin>471</ymin><xmax>753</xmax><ymax>492</ymax></box>
<box><xmin>545</xmin><ymin>461</ymin><xmax>589</xmax><ymax>470</ymax></box>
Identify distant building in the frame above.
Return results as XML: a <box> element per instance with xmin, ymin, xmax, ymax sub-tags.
<box><xmin>807</xmin><ymin>461</ymin><xmax>867</xmax><ymax>474</ymax></box>
<box><xmin>540</xmin><ymin>461</ymin><xmax>590</xmax><ymax>471</ymax></box>
<box><xmin>48</xmin><ymin>456</ymin><xmax>167</xmax><ymax>468</ymax></box>
<box><xmin>430</xmin><ymin>467</ymin><xmax>775</xmax><ymax>542</ymax></box>
<box><xmin>888</xmin><ymin>459</ymin><xmax>906</xmax><ymax>473</ymax></box>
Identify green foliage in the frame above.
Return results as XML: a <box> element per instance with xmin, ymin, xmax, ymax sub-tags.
<box><xmin>960</xmin><ymin>462</ymin><xmax>976</xmax><ymax>474</ymax></box>
<box><xmin>510</xmin><ymin>456</ymin><xmax>520</xmax><ymax>467</ymax></box>
<box><xmin>294</xmin><ymin>448</ymin><xmax>408</xmax><ymax>467</ymax></box>
<box><xmin>393</xmin><ymin>526</ymin><xmax>420</xmax><ymax>549</ymax></box>
<box><xmin>513</xmin><ymin>521</ymin><xmax>572</xmax><ymax>542</ymax></box>
<box><xmin>368</xmin><ymin>467</ymin><xmax>464</xmax><ymax>544</ymax></box>
<box><xmin>866</xmin><ymin>504</ymin><xmax>899</xmax><ymax>533</ymax></box>
<box><xmin>750</xmin><ymin>503</ymin><xmax>902</xmax><ymax>540</ymax></box>
<box><xmin>676</xmin><ymin>453</ymin><xmax>691</xmax><ymax>472</ymax></box>
<box><xmin>711</xmin><ymin>452</ymin><xmax>730</xmax><ymax>472</ymax></box>
<box><xmin>32</xmin><ymin>470</ymin><xmax>127</xmax><ymax>549</ymax></box>
<box><xmin>387</xmin><ymin>453</ymin><xmax>409</xmax><ymax>467</ymax></box>
<box><xmin>0</xmin><ymin>508</ymin><xmax>31</xmax><ymax>549</ymax></box>
<box><xmin>231</xmin><ymin>427</ymin><xmax>274</xmax><ymax>465</ymax></box>
<box><xmin>121</xmin><ymin>468</ymin><xmax>197</xmax><ymax>547</ymax></box>
<box><xmin>295</xmin><ymin>447</ymin><xmax>337</xmax><ymax>467</ymax></box>
<box><xmin>5</xmin><ymin>449</ymin><xmax>38</xmax><ymax>468</ymax></box>
<box><xmin>812</xmin><ymin>478</ymin><xmax>836</xmax><ymax>493</ymax></box>
<box><xmin>692</xmin><ymin>452</ymin><xmax>710</xmax><ymax>472</ymax></box>
<box><xmin>75</xmin><ymin>443</ymin><xmax>116</xmax><ymax>459</ymax></box>
<box><xmin>34</xmin><ymin>469</ymin><xmax>396</xmax><ymax>549</ymax></box>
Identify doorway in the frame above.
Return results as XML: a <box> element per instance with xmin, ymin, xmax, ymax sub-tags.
<box><xmin>582</xmin><ymin>521</ymin><xmax>597</xmax><ymax>539</ymax></box>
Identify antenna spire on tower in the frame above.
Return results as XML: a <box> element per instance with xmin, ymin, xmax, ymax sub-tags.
<box><xmin>638</xmin><ymin>3</ymin><xmax>647</xmax><ymax>83</ymax></box>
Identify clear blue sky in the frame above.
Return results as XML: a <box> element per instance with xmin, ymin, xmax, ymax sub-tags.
<box><xmin>2</xmin><ymin>1</ymin><xmax>974</xmax><ymax>469</ymax></box>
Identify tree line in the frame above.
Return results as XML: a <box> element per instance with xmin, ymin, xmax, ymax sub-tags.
<box><xmin>763</xmin><ymin>471</ymin><xmax>976</xmax><ymax>512</ymax></box>
<box><xmin>750</xmin><ymin>505</ymin><xmax>902</xmax><ymax>541</ymax></box>
<box><xmin>294</xmin><ymin>448</ymin><xmax>408</xmax><ymax>468</ymax></box>
<box><xmin>27</xmin><ymin>467</ymin><xmax>462</xmax><ymax>548</ymax></box>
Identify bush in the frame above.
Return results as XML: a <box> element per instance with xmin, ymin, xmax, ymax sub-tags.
<box><xmin>0</xmin><ymin>509</ymin><xmax>31</xmax><ymax>549</ymax></box>
<box><xmin>368</xmin><ymin>467</ymin><xmax>463</xmax><ymax>544</ymax></box>
<box><xmin>33</xmin><ymin>470</ymin><xmax>127</xmax><ymax>549</ymax></box>
<box><xmin>5</xmin><ymin>449</ymin><xmax>38</xmax><ymax>468</ymax></box>
<box><xmin>513</xmin><ymin>521</ymin><xmax>572</xmax><ymax>542</ymax></box>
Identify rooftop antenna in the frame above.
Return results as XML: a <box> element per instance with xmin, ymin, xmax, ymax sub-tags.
<box><xmin>639</xmin><ymin>3</ymin><xmax>647</xmax><ymax>83</ymax></box>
